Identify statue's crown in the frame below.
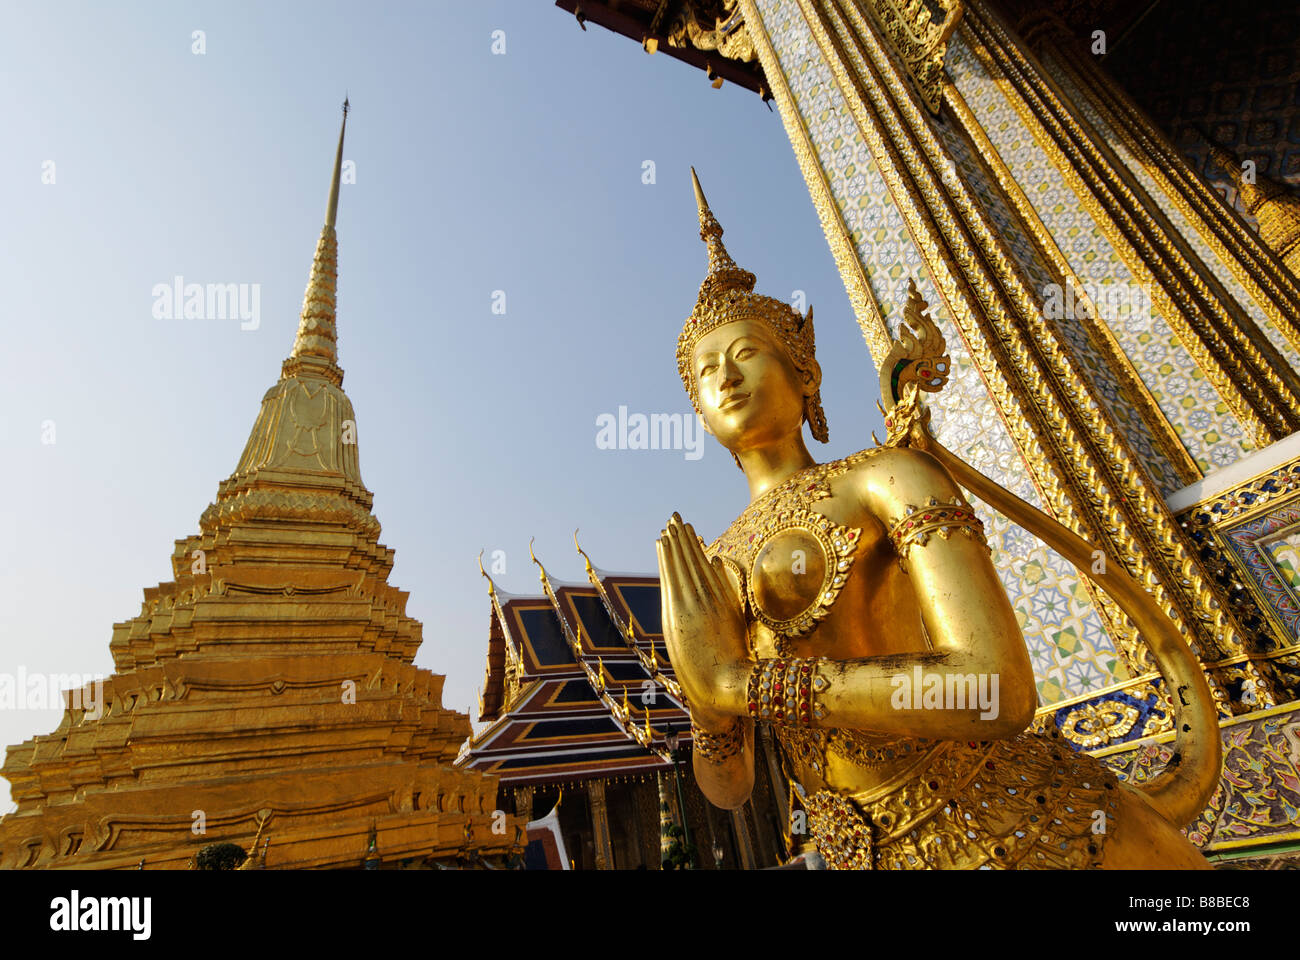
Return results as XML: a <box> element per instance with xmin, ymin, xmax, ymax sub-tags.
<box><xmin>677</xmin><ymin>169</ymin><xmax>825</xmax><ymax>440</ymax></box>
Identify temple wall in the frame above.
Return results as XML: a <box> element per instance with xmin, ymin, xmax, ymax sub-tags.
<box><xmin>751</xmin><ymin>0</ymin><xmax>1129</xmax><ymax>705</ymax></box>
<box><xmin>1043</xmin><ymin>51</ymin><xmax>1300</xmax><ymax>380</ymax></box>
<box><xmin>947</xmin><ymin>32</ymin><xmax>1253</xmax><ymax>477</ymax></box>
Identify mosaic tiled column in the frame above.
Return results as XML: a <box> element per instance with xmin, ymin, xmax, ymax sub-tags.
<box><xmin>957</xmin><ymin>3</ymin><xmax>1300</xmax><ymax>450</ymax></box>
<box><xmin>1011</xmin><ymin>8</ymin><xmax>1300</xmax><ymax>368</ymax></box>
<box><xmin>737</xmin><ymin>0</ymin><xmax>1289</xmax><ymax>741</ymax></box>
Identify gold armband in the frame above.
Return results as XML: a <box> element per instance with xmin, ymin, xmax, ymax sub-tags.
<box><xmin>746</xmin><ymin>658</ymin><xmax>830</xmax><ymax>726</ymax></box>
<box><xmin>888</xmin><ymin>496</ymin><xmax>987</xmax><ymax>563</ymax></box>
<box><xmin>690</xmin><ymin>717</ymin><xmax>744</xmax><ymax>763</ymax></box>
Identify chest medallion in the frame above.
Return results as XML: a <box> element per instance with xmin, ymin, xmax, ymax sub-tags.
<box><xmin>709</xmin><ymin>452</ymin><xmax>878</xmax><ymax>649</ymax></box>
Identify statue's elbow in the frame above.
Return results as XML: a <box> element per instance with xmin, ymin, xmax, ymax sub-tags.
<box><xmin>695</xmin><ymin>758</ymin><xmax>754</xmax><ymax>810</ymax></box>
<box><xmin>983</xmin><ymin>687</ymin><xmax>1035</xmax><ymax>738</ymax></box>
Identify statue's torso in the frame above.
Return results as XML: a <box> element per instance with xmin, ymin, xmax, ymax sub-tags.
<box><xmin>706</xmin><ymin>448</ymin><xmax>1118</xmax><ymax>868</ymax></box>
<box><xmin>707</xmin><ymin>449</ymin><xmax>935</xmax><ymax>794</ymax></box>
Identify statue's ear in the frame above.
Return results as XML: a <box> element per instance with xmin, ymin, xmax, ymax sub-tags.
<box><xmin>697</xmin><ymin>411</ymin><xmax>715</xmax><ymax>438</ymax></box>
<box><xmin>802</xmin><ymin>357</ymin><xmax>823</xmax><ymax>396</ymax></box>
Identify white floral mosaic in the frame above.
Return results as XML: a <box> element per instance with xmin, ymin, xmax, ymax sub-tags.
<box><xmin>946</xmin><ymin>33</ymin><xmax>1253</xmax><ymax>475</ymax></box>
<box><xmin>1043</xmin><ymin>50</ymin><xmax>1300</xmax><ymax>385</ymax></box>
<box><xmin>933</xmin><ymin>99</ymin><xmax>1186</xmax><ymax>493</ymax></box>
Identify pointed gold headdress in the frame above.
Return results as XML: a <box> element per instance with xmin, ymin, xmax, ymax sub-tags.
<box><xmin>677</xmin><ymin>169</ymin><xmax>828</xmax><ymax>442</ymax></box>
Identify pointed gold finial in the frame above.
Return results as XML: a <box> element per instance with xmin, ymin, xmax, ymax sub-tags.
<box><xmin>477</xmin><ymin>549</ymin><xmax>498</xmax><ymax>599</ymax></box>
<box><xmin>325</xmin><ymin>96</ymin><xmax>349</xmax><ymax>230</ymax></box>
<box><xmin>289</xmin><ymin>99</ymin><xmax>350</xmax><ymax>370</ymax></box>
<box><xmin>688</xmin><ymin>167</ymin><xmax>754</xmax><ymax>294</ymax></box>
<box><xmin>573</xmin><ymin>528</ymin><xmax>597</xmax><ymax>580</ymax></box>
<box><xmin>1205</xmin><ymin>139</ymin><xmax>1300</xmax><ymax>275</ymax></box>
<box><xmin>689</xmin><ymin>165</ymin><xmax>709</xmax><ymax>220</ymax></box>
<box><xmin>529</xmin><ymin>536</ymin><xmax>547</xmax><ymax>584</ymax></box>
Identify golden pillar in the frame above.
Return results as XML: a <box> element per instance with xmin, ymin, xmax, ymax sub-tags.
<box><xmin>736</xmin><ymin>0</ymin><xmax>1295</xmax><ymax>723</ymax></box>
<box><xmin>729</xmin><ymin>807</ymin><xmax>757</xmax><ymax>870</ymax></box>
<box><xmin>1009</xmin><ymin>5</ymin><xmax>1300</xmax><ymax>352</ymax></box>
<box><xmin>587</xmin><ymin>778</ymin><xmax>614</xmax><ymax>870</ymax></box>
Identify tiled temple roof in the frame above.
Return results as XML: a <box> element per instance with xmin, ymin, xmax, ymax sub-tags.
<box><xmin>459</xmin><ymin>537</ymin><xmax>692</xmax><ymax>786</ymax></box>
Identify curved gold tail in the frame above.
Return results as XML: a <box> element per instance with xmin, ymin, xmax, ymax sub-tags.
<box><xmin>878</xmin><ymin>279</ymin><xmax>1221</xmax><ymax>827</ymax></box>
<box><xmin>921</xmin><ymin>438</ymin><xmax>1222</xmax><ymax>827</ymax></box>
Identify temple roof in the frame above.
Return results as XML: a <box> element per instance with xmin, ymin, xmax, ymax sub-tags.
<box><xmin>553</xmin><ymin>0</ymin><xmax>768</xmax><ymax>99</ymax></box>
<box><xmin>459</xmin><ymin>537</ymin><xmax>690</xmax><ymax>786</ymax></box>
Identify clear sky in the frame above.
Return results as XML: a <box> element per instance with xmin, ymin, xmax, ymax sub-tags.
<box><xmin>0</xmin><ymin>0</ymin><xmax>886</xmax><ymax>810</ymax></box>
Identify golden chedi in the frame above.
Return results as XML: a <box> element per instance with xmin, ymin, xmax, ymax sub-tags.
<box><xmin>657</xmin><ymin>170</ymin><xmax>1222</xmax><ymax>869</ymax></box>
<box><xmin>0</xmin><ymin>103</ymin><xmax>522</xmax><ymax>870</ymax></box>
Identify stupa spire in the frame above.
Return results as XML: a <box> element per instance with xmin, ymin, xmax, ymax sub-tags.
<box><xmin>1205</xmin><ymin>139</ymin><xmax>1300</xmax><ymax>277</ymax></box>
<box><xmin>289</xmin><ymin>98</ymin><xmax>349</xmax><ymax>369</ymax></box>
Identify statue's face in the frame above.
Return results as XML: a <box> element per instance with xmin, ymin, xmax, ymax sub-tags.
<box><xmin>692</xmin><ymin>319</ymin><xmax>809</xmax><ymax>452</ymax></box>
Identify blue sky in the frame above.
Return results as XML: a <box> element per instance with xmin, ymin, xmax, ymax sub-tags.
<box><xmin>0</xmin><ymin>0</ymin><xmax>886</xmax><ymax>810</ymax></box>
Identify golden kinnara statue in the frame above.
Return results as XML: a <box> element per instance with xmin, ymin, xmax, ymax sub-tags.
<box><xmin>657</xmin><ymin>170</ymin><xmax>1223</xmax><ymax>870</ymax></box>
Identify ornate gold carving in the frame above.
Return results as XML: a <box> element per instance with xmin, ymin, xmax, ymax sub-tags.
<box><xmin>1034</xmin><ymin>35</ymin><xmax>1300</xmax><ymax>359</ymax></box>
<box><xmin>1059</xmin><ymin>699</ymin><xmax>1141</xmax><ymax>749</ymax></box>
<box><xmin>665</xmin><ymin>1</ymin><xmax>757</xmax><ymax>64</ymax></box>
<box><xmin>199</xmin><ymin>489</ymin><xmax>381</xmax><ymax>539</ymax></box>
<box><xmin>876</xmin><ymin>280</ymin><xmax>949</xmax><ymax>447</ymax></box>
<box><xmin>1206</xmin><ymin>142</ymin><xmax>1300</xmax><ymax>278</ymax></box>
<box><xmin>708</xmin><ymin>450</ymin><xmax>877</xmax><ymax>650</ymax></box>
<box><xmin>802</xmin><ymin>733</ymin><xmax>1118</xmax><ymax>869</ymax></box>
<box><xmin>888</xmin><ymin>496</ymin><xmax>988</xmax><ymax>567</ymax></box>
<box><xmin>745</xmin><ymin>657</ymin><xmax>830</xmax><ymax>725</ymax></box>
<box><xmin>796</xmin><ymin>0</ymin><xmax>1258</xmax><ymax>691</ymax></box>
<box><xmin>803</xmin><ymin>790</ymin><xmax>874</xmax><ymax>868</ymax></box>
<box><xmin>860</xmin><ymin>0</ymin><xmax>964</xmax><ymax>113</ymax></box>
<box><xmin>691</xmin><ymin>717</ymin><xmax>745</xmax><ymax>762</ymax></box>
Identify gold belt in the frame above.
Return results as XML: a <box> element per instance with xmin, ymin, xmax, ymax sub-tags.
<box><xmin>798</xmin><ymin>732</ymin><xmax>1119</xmax><ymax>869</ymax></box>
